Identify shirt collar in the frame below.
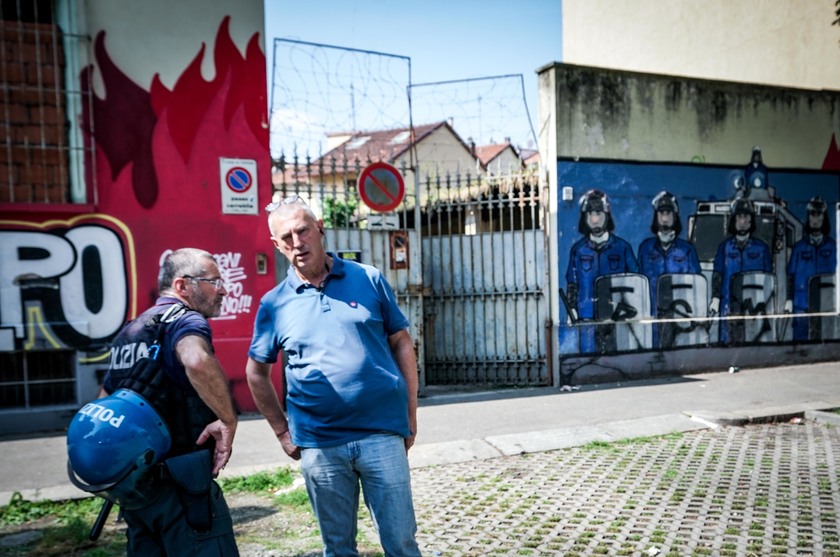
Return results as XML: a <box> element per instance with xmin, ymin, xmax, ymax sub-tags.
<box><xmin>286</xmin><ymin>252</ymin><xmax>347</xmax><ymax>292</ymax></box>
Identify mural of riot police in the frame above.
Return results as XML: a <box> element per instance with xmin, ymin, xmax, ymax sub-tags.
<box><xmin>565</xmin><ymin>189</ymin><xmax>639</xmax><ymax>352</ymax></box>
<box><xmin>710</xmin><ymin>197</ymin><xmax>773</xmax><ymax>344</ymax></box>
<box><xmin>785</xmin><ymin>196</ymin><xmax>837</xmax><ymax>341</ymax></box>
<box><xmin>637</xmin><ymin>191</ymin><xmax>701</xmax><ymax>347</ymax></box>
<box><xmin>744</xmin><ymin>146</ymin><xmax>768</xmax><ymax>192</ymax></box>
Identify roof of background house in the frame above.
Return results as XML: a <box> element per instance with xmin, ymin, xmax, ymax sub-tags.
<box><xmin>519</xmin><ymin>148</ymin><xmax>540</xmax><ymax>166</ymax></box>
<box><xmin>317</xmin><ymin>121</ymin><xmax>476</xmax><ymax>166</ymax></box>
<box><xmin>475</xmin><ymin>142</ymin><xmax>519</xmax><ymax>166</ymax></box>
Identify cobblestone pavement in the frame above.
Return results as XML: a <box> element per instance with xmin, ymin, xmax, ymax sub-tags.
<box><xmin>410</xmin><ymin>421</ymin><xmax>840</xmax><ymax>557</ymax></box>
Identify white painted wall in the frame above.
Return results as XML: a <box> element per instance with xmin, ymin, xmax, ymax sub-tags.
<box><xmin>84</xmin><ymin>0</ymin><xmax>264</xmax><ymax>94</ymax></box>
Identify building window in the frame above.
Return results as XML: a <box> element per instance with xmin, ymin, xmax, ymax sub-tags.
<box><xmin>0</xmin><ymin>349</ymin><xmax>76</xmax><ymax>409</ymax></box>
<box><xmin>0</xmin><ymin>0</ymin><xmax>91</xmax><ymax>205</ymax></box>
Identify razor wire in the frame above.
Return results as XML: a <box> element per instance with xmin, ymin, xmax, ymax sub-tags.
<box><xmin>410</xmin><ymin>74</ymin><xmax>537</xmax><ymax>153</ymax></box>
<box><xmin>270</xmin><ymin>38</ymin><xmax>412</xmax><ymax>161</ymax></box>
<box><xmin>270</xmin><ymin>39</ymin><xmax>537</xmax><ymax>164</ymax></box>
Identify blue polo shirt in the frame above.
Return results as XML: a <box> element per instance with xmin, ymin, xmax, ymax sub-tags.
<box><xmin>248</xmin><ymin>254</ymin><xmax>411</xmax><ymax>448</ymax></box>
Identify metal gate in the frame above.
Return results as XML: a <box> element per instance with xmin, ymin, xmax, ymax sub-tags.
<box><xmin>419</xmin><ymin>171</ymin><xmax>549</xmax><ymax>386</ymax></box>
<box><xmin>272</xmin><ymin>156</ymin><xmax>549</xmax><ymax>390</ymax></box>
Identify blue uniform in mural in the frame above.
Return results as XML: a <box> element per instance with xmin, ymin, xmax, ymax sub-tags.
<box><xmin>787</xmin><ymin>235</ymin><xmax>837</xmax><ymax>340</ymax></box>
<box><xmin>638</xmin><ymin>238</ymin><xmax>701</xmax><ymax>307</ymax></box>
<box><xmin>638</xmin><ymin>237</ymin><xmax>701</xmax><ymax>345</ymax></box>
<box><xmin>566</xmin><ymin>234</ymin><xmax>639</xmax><ymax>352</ymax></box>
<box><xmin>712</xmin><ymin>236</ymin><xmax>772</xmax><ymax>343</ymax></box>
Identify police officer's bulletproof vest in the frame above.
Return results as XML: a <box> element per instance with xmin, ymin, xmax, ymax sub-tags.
<box><xmin>106</xmin><ymin>304</ymin><xmax>218</xmax><ymax>456</ymax></box>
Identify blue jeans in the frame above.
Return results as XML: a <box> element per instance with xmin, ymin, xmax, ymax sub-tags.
<box><xmin>300</xmin><ymin>433</ymin><xmax>421</xmax><ymax>557</ymax></box>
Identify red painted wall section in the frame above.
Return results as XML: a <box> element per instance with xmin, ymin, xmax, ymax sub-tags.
<box><xmin>90</xmin><ymin>17</ymin><xmax>273</xmax><ymax>411</ymax></box>
<box><xmin>2</xmin><ymin>16</ymin><xmax>276</xmax><ymax>412</ymax></box>
<box><xmin>823</xmin><ymin>133</ymin><xmax>840</xmax><ymax>171</ymax></box>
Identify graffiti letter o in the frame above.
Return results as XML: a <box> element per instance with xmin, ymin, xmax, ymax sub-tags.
<box><xmin>60</xmin><ymin>226</ymin><xmax>128</xmax><ymax>340</ymax></box>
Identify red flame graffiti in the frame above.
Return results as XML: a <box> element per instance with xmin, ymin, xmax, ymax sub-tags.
<box><xmin>82</xmin><ymin>16</ymin><xmax>268</xmax><ymax>209</ymax></box>
<box><xmin>823</xmin><ymin>133</ymin><xmax>840</xmax><ymax>171</ymax></box>
<box><xmin>81</xmin><ymin>32</ymin><xmax>158</xmax><ymax>208</ymax></box>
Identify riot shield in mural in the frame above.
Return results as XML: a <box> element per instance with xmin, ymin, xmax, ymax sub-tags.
<box><xmin>594</xmin><ymin>273</ymin><xmax>651</xmax><ymax>352</ymax></box>
<box><xmin>656</xmin><ymin>273</ymin><xmax>709</xmax><ymax>348</ymax></box>
<box><xmin>729</xmin><ymin>271</ymin><xmax>776</xmax><ymax>344</ymax></box>
<box><xmin>808</xmin><ymin>273</ymin><xmax>840</xmax><ymax>341</ymax></box>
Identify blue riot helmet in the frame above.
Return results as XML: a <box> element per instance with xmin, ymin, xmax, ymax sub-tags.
<box><xmin>577</xmin><ymin>189</ymin><xmax>615</xmax><ymax>234</ymax></box>
<box><xmin>650</xmin><ymin>191</ymin><xmax>682</xmax><ymax>236</ymax></box>
<box><xmin>806</xmin><ymin>196</ymin><xmax>830</xmax><ymax>235</ymax></box>
<box><xmin>727</xmin><ymin>197</ymin><xmax>756</xmax><ymax>235</ymax></box>
<box><xmin>67</xmin><ymin>389</ymin><xmax>171</xmax><ymax>509</ymax></box>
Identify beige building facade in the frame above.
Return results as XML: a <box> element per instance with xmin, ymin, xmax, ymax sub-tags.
<box><xmin>562</xmin><ymin>0</ymin><xmax>840</xmax><ymax>91</ymax></box>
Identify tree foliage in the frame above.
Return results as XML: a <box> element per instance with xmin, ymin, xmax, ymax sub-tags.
<box><xmin>322</xmin><ymin>197</ymin><xmax>359</xmax><ymax>228</ymax></box>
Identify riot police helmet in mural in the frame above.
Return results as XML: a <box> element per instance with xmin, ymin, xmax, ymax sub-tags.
<box><xmin>806</xmin><ymin>196</ymin><xmax>830</xmax><ymax>235</ymax></box>
<box><xmin>577</xmin><ymin>189</ymin><xmax>615</xmax><ymax>234</ymax></box>
<box><xmin>727</xmin><ymin>197</ymin><xmax>757</xmax><ymax>235</ymax></box>
<box><xmin>750</xmin><ymin>146</ymin><xmax>763</xmax><ymax>164</ymax></box>
<box><xmin>650</xmin><ymin>191</ymin><xmax>682</xmax><ymax>235</ymax></box>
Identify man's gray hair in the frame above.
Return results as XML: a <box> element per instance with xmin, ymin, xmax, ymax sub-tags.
<box><xmin>267</xmin><ymin>203</ymin><xmax>319</xmax><ymax>234</ymax></box>
<box><xmin>158</xmin><ymin>248</ymin><xmax>216</xmax><ymax>292</ymax></box>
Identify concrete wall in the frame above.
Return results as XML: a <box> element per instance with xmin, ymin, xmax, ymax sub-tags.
<box><xmin>539</xmin><ymin>64</ymin><xmax>840</xmax><ymax>168</ymax></box>
<box><xmin>561</xmin><ymin>0</ymin><xmax>840</xmax><ymax>92</ymax></box>
<box><xmin>539</xmin><ymin>63</ymin><xmax>840</xmax><ymax>384</ymax></box>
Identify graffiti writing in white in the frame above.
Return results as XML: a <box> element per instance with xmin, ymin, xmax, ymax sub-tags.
<box><xmin>215</xmin><ymin>251</ymin><xmax>252</xmax><ymax>318</ymax></box>
<box><xmin>0</xmin><ymin>227</ymin><xmax>129</xmax><ymax>344</ymax></box>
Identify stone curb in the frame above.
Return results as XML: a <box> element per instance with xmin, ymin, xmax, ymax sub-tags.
<box><xmin>685</xmin><ymin>400</ymin><xmax>840</xmax><ymax>427</ymax></box>
<box><xmin>806</xmin><ymin>409</ymin><xmax>840</xmax><ymax>426</ymax></box>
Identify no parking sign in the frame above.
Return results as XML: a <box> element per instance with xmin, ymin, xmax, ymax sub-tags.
<box><xmin>358</xmin><ymin>162</ymin><xmax>405</xmax><ymax>213</ymax></box>
<box><xmin>219</xmin><ymin>158</ymin><xmax>258</xmax><ymax>214</ymax></box>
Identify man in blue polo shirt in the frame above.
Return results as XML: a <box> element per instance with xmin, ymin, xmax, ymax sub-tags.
<box><xmin>246</xmin><ymin>197</ymin><xmax>421</xmax><ymax>557</ymax></box>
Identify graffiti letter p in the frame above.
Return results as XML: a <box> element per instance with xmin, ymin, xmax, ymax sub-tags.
<box><xmin>0</xmin><ymin>231</ymin><xmax>76</xmax><ymax>337</ymax></box>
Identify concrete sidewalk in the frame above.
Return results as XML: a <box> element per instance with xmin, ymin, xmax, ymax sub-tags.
<box><xmin>2</xmin><ymin>361</ymin><xmax>839</xmax><ymax>506</ymax></box>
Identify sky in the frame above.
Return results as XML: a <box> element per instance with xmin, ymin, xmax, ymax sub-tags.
<box><xmin>263</xmin><ymin>1</ymin><xmax>563</xmax><ymax>158</ymax></box>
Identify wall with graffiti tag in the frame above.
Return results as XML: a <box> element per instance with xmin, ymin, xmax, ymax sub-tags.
<box><xmin>0</xmin><ymin>0</ymin><xmax>276</xmax><ymax>433</ymax></box>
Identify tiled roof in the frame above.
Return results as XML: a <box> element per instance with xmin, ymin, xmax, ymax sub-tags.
<box><xmin>520</xmin><ymin>148</ymin><xmax>540</xmax><ymax>166</ymax></box>
<box><xmin>316</xmin><ymin>121</ymin><xmax>469</xmax><ymax>165</ymax></box>
<box><xmin>475</xmin><ymin>143</ymin><xmax>513</xmax><ymax>165</ymax></box>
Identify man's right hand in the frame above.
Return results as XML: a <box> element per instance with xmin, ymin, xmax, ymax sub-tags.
<box><xmin>277</xmin><ymin>429</ymin><xmax>301</xmax><ymax>460</ymax></box>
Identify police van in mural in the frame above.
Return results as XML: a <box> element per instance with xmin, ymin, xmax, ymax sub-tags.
<box><xmin>687</xmin><ymin>155</ymin><xmax>838</xmax><ymax>345</ymax></box>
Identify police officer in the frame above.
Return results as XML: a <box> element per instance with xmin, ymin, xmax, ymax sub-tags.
<box><xmin>785</xmin><ymin>196</ymin><xmax>837</xmax><ymax>340</ymax></box>
<box><xmin>99</xmin><ymin>248</ymin><xmax>239</xmax><ymax>556</ymax></box>
<box><xmin>744</xmin><ymin>146</ymin><xmax>768</xmax><ymax>191</ymax></box>
<box><xmin>565</xmin><ymin>189</ymin><xmax>638</xmax><ymax>352</ymax></box>
<box><xmin>710</xmin><ymin>199</ymin><xmax>772</xmax><ymax>344</ymax></box>
<box><xmin>637</xmin><ymin>191</ymin><xmax>701</xmax><ymax>347</ymax></box>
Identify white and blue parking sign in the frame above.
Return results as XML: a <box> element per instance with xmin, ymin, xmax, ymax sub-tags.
<box><xmin>219</xmin><ymin>157</ymin><xmax>258</xmax><ymax>214</ymax></box>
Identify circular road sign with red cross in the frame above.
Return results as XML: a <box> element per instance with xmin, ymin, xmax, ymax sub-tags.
<box><xmin>225</xmin><ymin>166</ymin><xmax>253</xmax><ymax>193</ymax></box>
<box><xmin>358</xmin><ymin>162</ymin><xmax>405</xmax><ymax>212</ymax></box>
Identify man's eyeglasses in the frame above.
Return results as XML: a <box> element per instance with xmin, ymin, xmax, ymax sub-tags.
<box><xmin>265</xmin><ymin>194</ymin><xmax>307</xmax><ymax>213</ymax></box>
<box><xmin>183</xmin><ymin>276</ymin><xmax>224</xmax><ymax>289</ymax></box>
